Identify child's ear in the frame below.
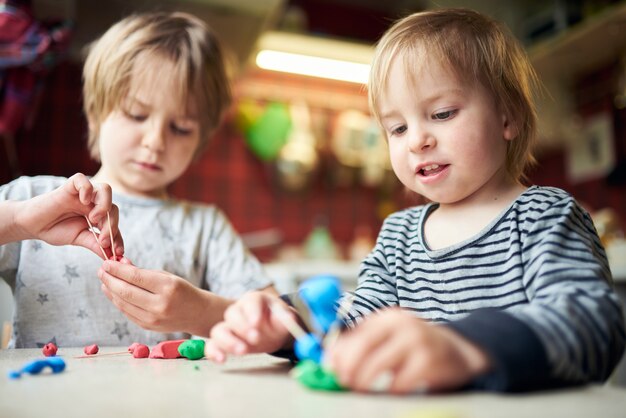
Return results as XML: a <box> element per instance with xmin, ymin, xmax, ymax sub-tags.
<box><xmin>502</xmin><ymin>113</ymin><xmax>518</xmax><ymax>141</ymax></box>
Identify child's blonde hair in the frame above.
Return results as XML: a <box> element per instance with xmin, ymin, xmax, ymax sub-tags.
<box><xmin>369</xmin><ymin>8</ymin><xmax>540</xmax><ymax>183</ymax></box>
<box><xmin>83</xmin><ymin>12</ymin><xmax>232</xmax><ymax>160</ymax></box>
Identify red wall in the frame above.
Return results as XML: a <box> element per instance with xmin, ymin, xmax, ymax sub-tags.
<box><xmin>3</xmin><ymin>60</ymin><xmax>625</xmax><ymax>260</ymax></box>
<box><xmin>1</xmin><ymin>62</ymin><xmax>417</xmax><ymax>261</ymax></box>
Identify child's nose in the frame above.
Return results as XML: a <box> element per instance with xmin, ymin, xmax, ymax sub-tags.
<box><xmin>407</xmin><ymin>129</ymin><xmax>435</xmax><ymax>153</ymax></box>
<box><xmin>141</xmin><ymin>123</ymin><xmax>166</xmax><ymax>152</ymax></box>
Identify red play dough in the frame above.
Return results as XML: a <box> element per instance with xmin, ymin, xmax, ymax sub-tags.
<box><xmin>148</xmin><ymin>340</ymin><xmax>185</xmax><ymax>359</ymax></box>
<box><xmin>42</xmin><ymin>343</ymin><xmax>58</xmax><ymax>357</ymax></box>
<box><xmin>128</xmin><ymin>342</ymin><xmax>141</xmax><ymax>353</ymax></box>
<box><xmin>84</xmin><ymin>344</ymin><xmax>99</xmax><ymax>355</ymax></box>
<box><xmin>132</xmin><ymin>344</ymin><xmax>150</xmax><ymax>358</ymax></box>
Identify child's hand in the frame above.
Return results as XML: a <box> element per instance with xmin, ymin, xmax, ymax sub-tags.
<box><xmin>97</xmin><ymin>260</ymin><xmax>231</xmax><ymax>336</ymax></box>
<box><xmin>325</xmin><ymin>308</ymin><xmax>490</xmax><ymax>394</ymax></box>
<box><xmin>13</xmin><ymin>173</ymin><xmax>123</xmax><ymax>259</ymax></box>
<box><xmin>204</xmin><ymin>292</ymin><xmax>294</xmax><ymax>363</ymax></box>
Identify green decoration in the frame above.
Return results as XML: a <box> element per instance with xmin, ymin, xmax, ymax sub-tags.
<box><xmin>178</xmin><ymin>339</ymin><xmax>205</xmax><ymax>360</ymax></box>
<box><xmin>245</xmin><ymin>102</ymin><xmax>291</xmax><ymax>161</ymax></box>
<box><xmin>303</xmin><ymin>226</ymin><xmax>338</xmax><ymax>260</ymax></box>
<box><xmin>292</xmin><ymin>360</ymin><xmax>345</xmax><ymax>392</ymax></box>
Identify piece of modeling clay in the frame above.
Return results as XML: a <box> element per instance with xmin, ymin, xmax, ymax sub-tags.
<box><xmin>84</xmin><ymin>344</ymin><xmax>99</xmax><ymax>355</ymax></box>
<box><xmin>132</xmin><ymin>344</ymin><xmax>150</xmax><ymax>358</ymax></box>
<box><xmin>292</xmin><ymin>360</ymin><xmax>345</xmax><ymax>391</ymax></box>
<box><xmin>128</xmin><ymin>342</ymin><xmax>141</xmax><ymax>353</ymax></box>
<box><xmin>8</xmin><ymin>357</ymin><xmax>66</xmax><ymax>379</ymax></box>
<box><xmin>178</xmin><ymin>339</ymin><xmax>205</xmax><ymax>360</ymax></box>
<box><xmin>149</xmin><ymin>339</ymin><xmax>185</xmax><ymax>359</ymax></box>
<box><xmin>42</xmin><ymin>342</ymin><xmax>58</xmax><ymax>357</ymax></box>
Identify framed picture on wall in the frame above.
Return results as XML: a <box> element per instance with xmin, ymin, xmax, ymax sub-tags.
<box><xmin>566</xmin><ymin>112</ymin><xmax>615</xmax><ymax>183</ymax></box>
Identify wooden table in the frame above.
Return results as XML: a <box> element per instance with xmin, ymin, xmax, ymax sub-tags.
<box><xmin>1</xmin><ymin>348</ymin><xmax>625</xmax><ymax>418</ymax></box>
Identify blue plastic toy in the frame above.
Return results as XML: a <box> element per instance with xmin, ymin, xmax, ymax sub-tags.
<box><xmin>8</xmin><ymin>356</ymin><xmax>66</xmax><ymax>379</ymax></box>
<box><xmin>294</xmin><ymin>275</ymin><xmax>342</xmax><ymax>363</ymax></box>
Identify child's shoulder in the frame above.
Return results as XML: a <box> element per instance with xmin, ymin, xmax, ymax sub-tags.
<box><xmin>515</xmin><ymin>185</ymin><xmax>580</xmax><ymax>214</ymax></box>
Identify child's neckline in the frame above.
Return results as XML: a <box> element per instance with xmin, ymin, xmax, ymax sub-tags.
<box><xmin>419</xmin><ymin>185</ymin><xmax>537</xmax><ymax>257</ymax></box>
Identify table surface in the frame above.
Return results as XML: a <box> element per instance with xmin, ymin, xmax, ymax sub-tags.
<box><xmin>1</xmin><ymin>348</ymin><xmax>625</xmax><ymax>418</ymax></box>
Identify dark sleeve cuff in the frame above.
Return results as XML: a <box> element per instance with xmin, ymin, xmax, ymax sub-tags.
<box><xmin>445</xmin><ymin>309</ymin><xmax>555</xmax><ymax>392</ymax></box>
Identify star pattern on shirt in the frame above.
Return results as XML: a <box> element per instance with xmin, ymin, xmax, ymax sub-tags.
<box><xmin>64</xmin><ymin>265</ymin><xmax>79</xmax><ymax>285</ymax></box>
<box><xmin>31</xmin><ymin>240</ymin><xmax>42</xmax><ymax>251</ymax></box>
<box><xmin>111</xmin><ymin>321</ymin><xmax>130</xmax><ymax>340</ymax></box>
<box><xmin>36</xmin><ymin>293</ymin><xmax>49</xmax><ymax>305</ymax></box>
<box><xmin>77</xmin><ymin>309</ymin><xmax>89</xmax><ymax>319</ymax></box>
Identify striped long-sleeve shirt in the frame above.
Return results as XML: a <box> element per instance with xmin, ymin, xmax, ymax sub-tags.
<box><xmin>346</xmin><ymin>186</ymin><xmax>625</xmax><ymax>391</ymax></box>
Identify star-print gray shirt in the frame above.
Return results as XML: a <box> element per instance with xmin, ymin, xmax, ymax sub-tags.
<box><xmin>0</xmin><ymin>176</ymin><xmax>273</xmax><ymax>348</ymax></box>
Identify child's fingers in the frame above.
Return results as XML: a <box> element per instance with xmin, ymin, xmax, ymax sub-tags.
<box><xmin>389</xmin><ymin>356</ymin><xmax>430</xmax><ymax>394</ymax></box>
<box><xmin>98</xmin><ymin>266</ymin><xmax>156</xmax><ymax>308</ymax></box>
<box><xmin>223</xmin><ymin>302</ymin><xmax>258</xmax><ymax>340</ymax></box>
<box><xmin>204</xmin><ymin>339</ymin><xmax>227</xmax><ymax>363</ymax></box>
<box><xmin>329</xmin><ymin>320</ymin><xmax>390</xmax><ymax>385</ymax></box>
<box><xmin>242</xmin><ymin>294</ymin><xmax>275</xmax><ymax>329</ymax></box>
<box><xmin>101</xmin><ymin>284</ymin><xmax>150</xmax><ymax>328</ymax></box>
<box><xmin>210</xmin><ymin>322</ymin><xmax>250</xmax><ymax>355</ymax></box>
<box><xmin>99</xmin><ymin>262</ymin><xmax>159</xmax><ymax>293</ymax></box>
<box><xmin>348</xmin><ymin>334</ymin><xmax>406</xmax><ymax>392</ymax></box>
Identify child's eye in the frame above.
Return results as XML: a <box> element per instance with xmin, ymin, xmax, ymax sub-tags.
<box><xmin>171</xmin><ymin>124</ymin><xmax>193</xmax><ymax>136</ymax></box>
<box><xmin>390</xmin><ymin>125</ymin><xmax>407</xmax><ymax>136</ymax></box>
<box><xmin>432</xmin><ymin>110</ymin><xmax>456</xmax><ymax>120</ymax></box>
<box><xmin>123</xmin><ymin>110</ymin><xmax>146</xmax><ymax>122</ymax></box>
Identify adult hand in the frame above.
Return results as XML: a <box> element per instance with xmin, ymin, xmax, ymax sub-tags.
<box><xmin>325</xmin><ymin>308</ymin><xmax>490</xmax><ymax>393</ymax></box>
<box><xmin>204</xmin><ymin>291</ymin><xmax>295</xmax><ymax>363</ymax></box>
<box><xmin>9</xmin><ymin>173</ymin><xmax>123</xmax><ymax>259</ymax></box>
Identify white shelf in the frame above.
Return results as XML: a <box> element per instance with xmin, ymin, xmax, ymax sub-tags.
<box><xmin>529</xmin><ymin>3</ymin><xmax>626</xmax><ymax>83</ymax></box>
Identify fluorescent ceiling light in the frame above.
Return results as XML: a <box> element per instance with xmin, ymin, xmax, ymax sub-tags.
<box><xmin>255</xmin><ymin>31</ymin><xmax>373</xmax><ymax>84</ymax></box>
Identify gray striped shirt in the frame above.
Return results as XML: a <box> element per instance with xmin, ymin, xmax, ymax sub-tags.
<box><xmin>347</xmin><ymin>186</ymin><xmax>625</xmax><ymax>388</ymax></box>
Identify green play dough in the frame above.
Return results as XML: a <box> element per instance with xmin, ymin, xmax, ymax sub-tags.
<box><xmin>178</xmin><ymin>339</ymin><xmax>205</xmax><ymax>360</ymax></box>
<box><xmin>292</xmin><ymin>360</ymin><xmax>345</xmax><ymax>391</ymax></box>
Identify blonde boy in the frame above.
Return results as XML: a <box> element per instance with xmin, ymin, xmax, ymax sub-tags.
<box><xmin>0</xmin><ymin>12</ymin><xmax>275</xmax><ymax>348</ymax></box>
<box><xmin>204</xmin><ymin>8</ymin><xmax>625</xmax><ymax>393</ymax></box>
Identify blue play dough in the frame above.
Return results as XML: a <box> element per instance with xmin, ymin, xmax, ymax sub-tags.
<box><xmin>299</xmin><ymin>275</ymin><xmax>341</xmax><ymax>334</ymax></box>
<box><xmin>295</xmin><ymin>333</ymin><xmax>323</xmax><ymax>364</ymax></box>
<box><xmin>293</xmin><ymin>275</ymin><xmax>343</xmax><ymax>364</ymax></box>
<box><xmin>8</xmin><ymin>357</ymin><xmax>66</xmax><ymax>379</ymax></box>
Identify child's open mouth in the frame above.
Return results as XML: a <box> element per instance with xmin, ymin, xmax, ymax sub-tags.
<box><xmin>419</xmin><ymin>164</ymin><xmax>448</xmax><ymax>176</ymax></box>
